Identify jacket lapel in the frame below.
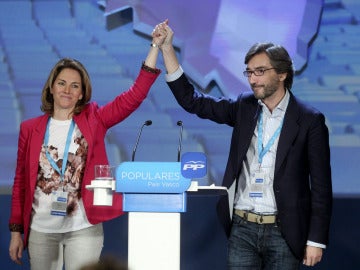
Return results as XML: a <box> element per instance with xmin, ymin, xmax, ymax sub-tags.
<box><xmin>233</xmin><ymin>98</ymin><xmax>261</xmax><ymax>182</ymax></box>
<box><xmin>274</xmin><ymin>94</ymin><xmax>300</xmax><ymax>176</ymax></box>
<box><xmin>28</xmin><ymin>115</ymin><xmax>48</xmax><ymax>191</ymax></box>
<box><xmin>239</xmin><ymin>104</ymin><xmax>260</xmax><ymax>156</ymax></box>
<box><xmin>73</xmin><ymin>113</ymin><xmax>93</xmax><ymax>147</ymax></box>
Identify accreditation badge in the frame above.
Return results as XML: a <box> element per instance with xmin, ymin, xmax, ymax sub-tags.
<box><xmin>249</xmin><ymin>171</ymin><xmax>265</xmax><ymax>198</ymax></box>
<box><xmin>50</xmin><ymin>190</ymin><xmax>68</xmax><ymax>216</ymax></box>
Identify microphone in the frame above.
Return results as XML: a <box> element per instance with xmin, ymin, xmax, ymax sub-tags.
<box><xmin>131</xmin><ymin>120</ymin><xmax>152</xmax><ymax>161</ymax></box>
<box><xmin>177</xmin><ymin>120</ymin><xmax>183</xmax><ymax>162</ymax></box>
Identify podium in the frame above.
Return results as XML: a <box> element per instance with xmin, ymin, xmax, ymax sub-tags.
<box><xmin>87</xmin><ymin>156</ymin><xmax>229</xmax><ymax>270</ymax></box>
<box><xmin>86</xmin><ymin>159</ymin><xmax>229</xmax><ymax>270</ymax></box>
<box><xmin>116</xmin><ymin>161</ymin><xmax>190</xmax><ymax>270</ymax></box>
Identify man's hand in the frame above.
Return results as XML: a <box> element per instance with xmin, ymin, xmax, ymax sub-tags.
<box><xmin>152</xmin><ymin>19</ymin><xmax>169</xmax><ymax>47</ymax></box>
<box><xmin>303</xmin><ymin>245</ymin><xmax>323</xmax><ymax>267</ymax></box>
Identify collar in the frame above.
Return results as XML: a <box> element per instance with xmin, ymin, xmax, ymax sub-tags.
<box><xmin>258</xmin><ymin>90</ymin><xmax>290</xmax><ymax>116</ymax></box>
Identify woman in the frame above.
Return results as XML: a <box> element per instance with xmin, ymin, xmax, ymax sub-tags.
<box><xmin>8</xmin><ymin>22</ymin><xmax>167</xmax><ymax>270</ymax></box>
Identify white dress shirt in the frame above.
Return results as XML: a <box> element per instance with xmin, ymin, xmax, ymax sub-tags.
<box><xmin>234</xmin><ymin>90</ymin><xmax>289</xmax><ymax>214</ymax></box>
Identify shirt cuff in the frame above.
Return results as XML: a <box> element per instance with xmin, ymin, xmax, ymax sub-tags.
<box><xmin>306</xmin><ymin>240</ymin><xmax>326</xmax><ymax>249</ymax></box>
<box><xmin>165</xmin><ymin>66</ymin><xmax>184</xmax><ymax>82</ymax></box>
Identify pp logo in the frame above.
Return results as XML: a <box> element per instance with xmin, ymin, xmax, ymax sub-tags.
<box><xmin>181</xmin><ymin>152</ymin><xmax>207</xmax><ymax>178</ymax></box>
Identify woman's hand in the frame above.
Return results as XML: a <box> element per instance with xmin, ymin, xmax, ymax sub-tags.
<box><xmin>152</xmin><ymin>19</ymin><xmax>179</xmax><ymax>74</ymax></box>
<box><xmin>152</xmin><ymin>19</ymin><xmax>169</xmax><ymax>47</ymax></box>
<box><xmin>9</xmin><ymin>232</ymin><xmax>23</xmax><ymax>265</ymax></box>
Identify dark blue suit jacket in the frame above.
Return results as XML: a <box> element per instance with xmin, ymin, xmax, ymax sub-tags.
<box><xmin>167</xmin><ymin>73</ymin><xmax>332</xmax><ymax>259</ymax></box>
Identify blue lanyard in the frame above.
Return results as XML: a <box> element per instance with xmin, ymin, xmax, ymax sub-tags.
<box><xmin>44</xmin><ymin>118</ymin><xmax>75</xmax><ymax>181</ymax></box>
<box><xmin>257</xmin><ymin>110</ymin><xmax>283</xmax><ymax>164</ymax></box>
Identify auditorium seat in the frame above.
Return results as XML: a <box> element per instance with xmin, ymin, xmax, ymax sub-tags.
<box><xmin>321</xmin><ymin>7</ymin><xmax>353</xmax><ymax>24</ymax></box>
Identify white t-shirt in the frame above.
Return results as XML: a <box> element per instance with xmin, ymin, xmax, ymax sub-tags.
<box><xmin>31</xmin><ymin>118</ymin><xmax>92</xmax><ymax>233</ymax></box>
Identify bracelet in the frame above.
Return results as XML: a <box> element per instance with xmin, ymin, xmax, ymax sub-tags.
<box><xmin>141</xmin><ymin>62</ymin><xmax>161</xmax><ymax>74</ymax></box>
<box><xmin>9</xmin><ymin>223</ymin><xmax>24</xmax><ymax>233</ymax></box>
<box><xmin>150</xmin><ymin>43</ymin><xmax>160</xmax><ymax>48</ymax></box>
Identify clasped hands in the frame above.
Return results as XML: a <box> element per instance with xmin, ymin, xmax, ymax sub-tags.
<box><xmin>151</xmin><ymin>19</ymin><xmax>173</xmax><ymax>49</ymax></box>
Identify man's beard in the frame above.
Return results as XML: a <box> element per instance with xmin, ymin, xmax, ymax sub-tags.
<box><xmin>251</xmin><ymin>79</ymin><xmax>279</xmax><ymax>100</ymax></box>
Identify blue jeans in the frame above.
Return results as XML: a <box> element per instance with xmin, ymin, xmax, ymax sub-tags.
<box><xmin>228</xmin><ymin>214</ymin><xmax>300</xmax><ymax>270</ymax></box>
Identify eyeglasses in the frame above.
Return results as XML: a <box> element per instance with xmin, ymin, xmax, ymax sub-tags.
<box><xmin>243</xmin><ymin>68</ymin><xmax>276</xmax><ymax>77</ymax></box>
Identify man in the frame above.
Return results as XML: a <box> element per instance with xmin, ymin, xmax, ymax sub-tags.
<box><xmin>153</xmin><ymin>20</ymin><xmax>332</xmax><ymax>269</ymax></box>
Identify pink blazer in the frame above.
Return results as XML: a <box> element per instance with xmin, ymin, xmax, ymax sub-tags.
<box><xmin>9</xmin><ymin>68</ymin><xmax>160</xmax><ymax>247</ymax></box>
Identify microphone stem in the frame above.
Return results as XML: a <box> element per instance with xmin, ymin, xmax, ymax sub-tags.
<box><xmin>131</xmin><ymin>120</ymin><xmax>152</xmax><ymax>162</ymax></box>
<box><xmin>132</xmin><ymin>124</ymin><xmax>145</xmax><ymax>161</ymax></box>
<box><xmin>177</xmin><ymin>125</ymin><xmax>183</xmax><ymax>162</ymax></box>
